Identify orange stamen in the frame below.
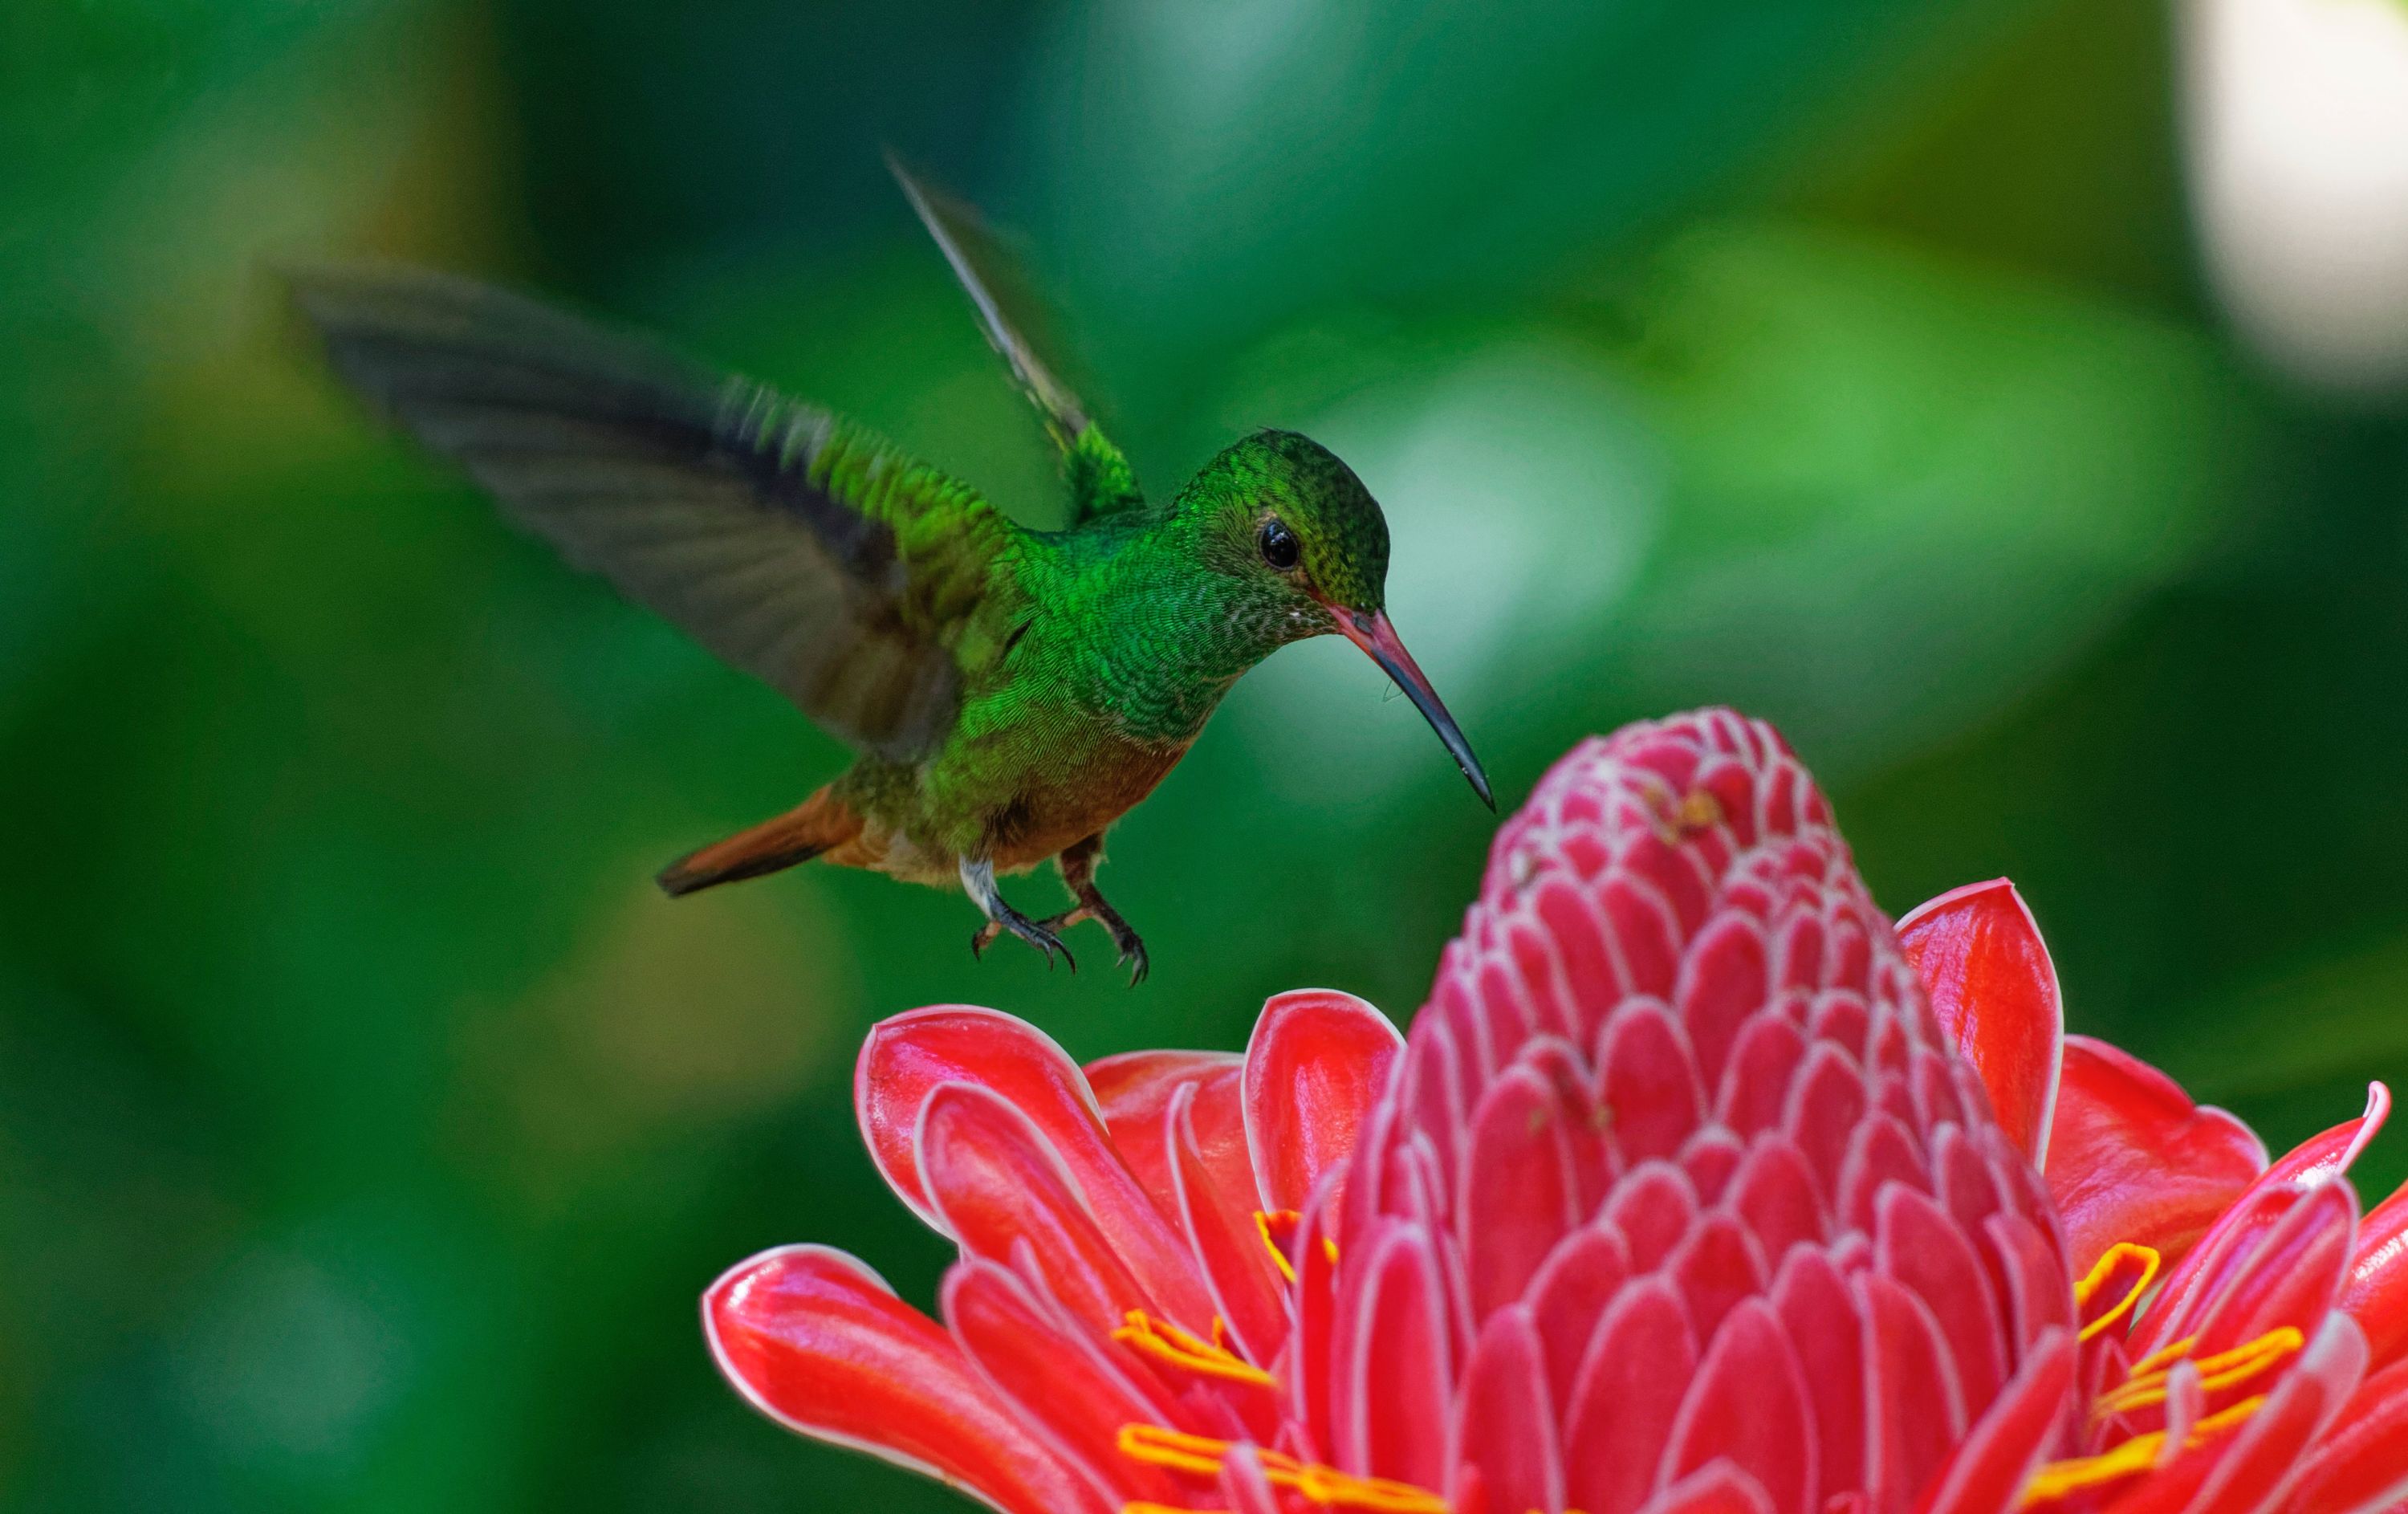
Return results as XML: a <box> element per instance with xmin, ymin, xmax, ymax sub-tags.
<box><xmin>2021</xmin><ymin>1396</ymin><xmax>2268</xmax><ymax>1504</ymax></box>
<box><xmin>1255</xmin><ymin>1210</ymin><xmax>1301</xmax><ymax>1284</ymax></box>
<box><xmin>1112</xmin><ymin>1311</ymin><xmax>1277</xmax><ymax>1389</ymax></box>
<box><xmin>2091</xmin><ymin>1326</ymin><xmax>2302</xmax><ymax>1421</ymax></box>
<box><xmin>2073</xmin><ymin>1243</ymin><xmax>2161</xmax><ymax>1342</ymax></box>
<box><xmin>1117</xmin><ymin>1425</ymin><xmax>1450</xmax><ymax>1513</ymax></box>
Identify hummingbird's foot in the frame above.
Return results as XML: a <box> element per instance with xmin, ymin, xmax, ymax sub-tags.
<box><xmin>960</xmin><ymin>857</ymin><xmax>1076</xmax><ymax>971</ymax></box>
<box><xmin>1051</xmin><ymin>832</ymin><xmax>1149</xmax><ymax>986</ymax></box>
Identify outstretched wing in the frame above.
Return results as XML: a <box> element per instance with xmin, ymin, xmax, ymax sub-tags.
<box><xmin>887</xmin><ymin>154</ymin><xmax>1146</xmax><ymax>527</ymax></box>
<box><xmin>290</xmin><ymin>263</ymin><xmax>1019</xmax><ymax>761</ymax></box>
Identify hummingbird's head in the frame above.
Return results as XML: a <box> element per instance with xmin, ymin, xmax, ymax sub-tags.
<box><xmin>1184</xmin><ymin>429</ymin><xmax>1493</xmax><ymax>808</ymax></box>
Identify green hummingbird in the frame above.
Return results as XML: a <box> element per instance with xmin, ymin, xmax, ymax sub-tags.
<box><xmin>290</xmin><ymin>162</ymin><xmax>1491</xmax><ymax>983</ymax></box>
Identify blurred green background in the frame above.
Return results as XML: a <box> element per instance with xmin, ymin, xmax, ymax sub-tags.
<box><xmin>6</xmin><ymin>0</ymin><xmax>2406</xmax><ymax>1508</ymax></box>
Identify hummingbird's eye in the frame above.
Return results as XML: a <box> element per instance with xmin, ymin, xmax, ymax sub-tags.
<box><xmin>1258</xmin><ymin>518</ymin><xmax>1300</xmax><ymax>571</ymax></box>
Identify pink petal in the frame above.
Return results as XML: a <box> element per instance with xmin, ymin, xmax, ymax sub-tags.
<box><xmin>1527</xmin><ymin>1223</ymin><xmax>1633</xmax><ymax>1411</ymax></box>
<box><xmin>1451</xmin><ymin>1304</ymin><xmax>1564</xmax><ymax>1514</ymax></box>
<box><xmin>941</xmin><ymin>1259</ymin><xmax>1185</xmax><ymax>1510</ymax></box>
<box><xmin>1245</xmin><ymin>989</ymin><xmax>1403</xmax><ymax>1214</ymax></box>
<box><xmin>1861</xmin><ymin>1272</ymin><xmax>1967</xmax><ymax>1514</ymax></box>
<box><xmin>1911</xmin><ymin>1328</ymin><xmax>2075</xmax><ymax>1514</ymax></box>
<box><xmin>1600</xmin><ymin>1000</ymin><xmax>1709</xmax><ymax>1166</ymax></box>
<box><xmin>1218</xmin><ymin>1443</ymin><xmax>1285</xmax><ymax>1514</ymax></box>
<box><xmin>1329</xmin><ymin>1220</ymin><xmax>1454</xmax><ymax>1492</ymax></box>
<box><xmin>1774</xmin><ymin>1247</ymin><xmax>1869</xmax><ymax>1504</ymax></box>
<box><xmin>2341</xmin><ymin>1181</ymin><xmax>2408</xmax><ymax>1371</ymax></box>
<box><xmin>1639</xmin><ymin>1463</ymin><xmax>1778</xmax><ymax>1514</ymax></box>
<box><xmin>1876</xmin><ymin>1184</ymin><xmax>2008</xmax><ymax>1418</ymax></box>
<box><xmin>1565</xmin><ymin>1278</ymin><xmax>1702</xmax><ymax>1514</ymax></box>
<box><xmin>1896</xmin><ymin>880</ymin><xmax>2063</xmax><ymax>1166</ymax></box>
<box><xmin>1661</xmin><ymin>1297</ymin><xmax>1816</xmax><ymax>1514</ymax></box>
<box><xmin>1465</xmin><ymin>1064</ymin><xmax>1586</xmax><ymax>1319</ymax></box>
<box><xmin>2044</xmin><ymin>1034</ymin><xmax>2268</xmax><ymax>1275</ymax></box>
<box><xmin>703</xmin><ymin>1245</ymin><xmax>1105</xmax><ymax>1514</ymax></box>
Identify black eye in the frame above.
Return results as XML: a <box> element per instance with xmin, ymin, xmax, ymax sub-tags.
<box><xmin>1258</xmin><ymin>518</ymin><xmax>1300</xmax><ymax>570</ymax></box>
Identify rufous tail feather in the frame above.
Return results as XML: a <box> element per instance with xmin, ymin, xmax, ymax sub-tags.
<box><xmin>656</xmin><ymin>788</ymin><xmax>863</xmax><ymax>897</ymax></box>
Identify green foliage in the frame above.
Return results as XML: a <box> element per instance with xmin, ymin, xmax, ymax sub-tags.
<box><xmin>4</xmin><ymin>0</ymin><xmax>2404</xmax><ymax>1509</ymax></box>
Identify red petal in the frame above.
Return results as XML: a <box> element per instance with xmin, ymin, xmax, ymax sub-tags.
<box><xmin>1167</xmin><ymin>1082</ymin><xmax>1288</xmax><ymax>1366</ymax></box>
<box><xmin>2102</xmin><ymin>1314</ymin><xmax>2366</xmax><ymax>1514</ymax></box>
<box><xmin>1451</xmin><ymin>1305</ymin><xmax>1564</xmax><ymax>1514</ymax></box>
<box><xmin>1662</xmin><ymin>1298</ymin><xmax>1816</xmax><ymax>1514</ymax></box>
<box><xmin>1564</xmin><ymin>1278</ymin><xmax>1702</xmax><ymax>1514</ymax></box>
<box><xmin>1601</xmin><ymin>1000</ymin><xmax>1708</xmax><ymax>1165</ymax></box>
<box><xmin>916</xmin><ymin>1081</ymin><xmax>1169</xmax><ymax>1335</ymax></box>
<box><xmin>1245</xmin><ymin>989</ymin><xmax>1402</xmax><ymax>1214</ymax></box>
<box><xmin>2341</xmin><ymin>1181</ymin><xmax>2408</xmax><ymax>1371</ymax></box>
<box><xmin>2044</xmin><ymin>1034</ymin><xmax>2268</xmax><ymax>1275</ymax></box>
<box><xmin>1218</xmin><ymin>1443</ymin><xmax>1285</xmax><ymax>1514</ymax></box>
<box><xmin>1084</xmin><ymin>1047</ymin><xmax>1246</xmax><ymax>1225</ymax></box>
<box><xmin>941</xmin><ymin>1260</ymin><xmax>1185</xmax><ymax>1509</ymax></box>
<box><xmin>703</xmin><ymin>1245</ymin><xmax>1105</xmax><ymax>1514</ymax></box>
<box><xmin>1896</xmin><ymin>881</ymin><xmax>2063</xmax><ymax>1166</ymax></box>
<box><xmin>2279</xmin><ymin>1356</ymin><xmax>2408</xmax><ymax>1514</ymax></box>
<box><xmin>1910</xmin><ymin>1329</ymin><xmax>2075</xmax><ymax>1514</ymax></box>
<box><xmin>857</xmin><ymin>1007</ymin><xmax>1104</xmax><ymax>1234</ymax></box>
<box><xmin>859</xmin><ymin>1010</ymin><xmax>1214</xmax><ymax>1326</ymax></box>
<box><xmin>2138</xmin><ymin>1087</ymin><xmax>2387</xmax><ymax>1358</ymax></box>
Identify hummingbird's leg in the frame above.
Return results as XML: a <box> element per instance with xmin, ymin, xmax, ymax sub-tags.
<box><xmin>959</xmin><ymin>856</ymin><xmax>1075</xmax><ymax>971</ymax></box>
<box><xmin>1048</xmin><ymin>834</ymin><xmax>1149</xmax><ymax>987</ymax></box>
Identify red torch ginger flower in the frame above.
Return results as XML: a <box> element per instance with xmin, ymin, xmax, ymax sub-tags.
<box><xmin>705</xmin><ymin>710</ymin><xmax>2408</xmax><ymax>1514</ymax></box>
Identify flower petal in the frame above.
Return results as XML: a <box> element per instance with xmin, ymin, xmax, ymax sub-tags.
<box><xmin>1912</xmin><ymin>1328</ymin><xmax>2076</xmax><ymax>1514</ymax></box>
<box><xmin>1896</xmin><ymin>880</ymin><xmax>2064</xmax><ymax>1166</ymax></box>
<box><xmin>703</xmin><ymin>1244</ymin><xmax>1105</xmax><ymax>1514</ymax></box>
<box><xmin>1329</xmin><ymin>1219</ymin><xmax>1455</xmax><ymax>1492</ymax></box>
<box><xmin>1244</xmin><ymin>988</ymin><xmax>1403</xmax><ymax>1214</ymax></box>
<box><xmin>1661</xmin><ymin>1297</ymin><xmax>1816</xmax><ymax>1514</ymax></box>
<box><xmin>1564</xmin><ymin>1277</ymin><xmax>1701</xmax><ymax>1514</ymax></box>
<box><xmin>941</xmin><ymin>1259</ymin><xmax>1186</xmax><ymax>1510</ymax></box>
<box><xmin>916</xmin><ymin>1081</ymin><xmax>1170</xmax><ymax>1335</ymax></box>
<box><xmin>2044</xmin><ymin>1033</ymin><xmax>2268</xmax><ymax>1275</ymax></box>
<box><xmin>1450</xmin><ymin>1304</ymin><xmax>1564</xmax><ymax>1514</ymax></box>
<box><xmin>1166</xmin><ymin>1081</ymin><xmax>1289</xmax><ymax>1365</ymax></box>
<box><xmin>2277</xmin><ymin>1356</ymin><xmax>2408</xmax><ymax>1514</ymax></box>
<box><xmin>1084</xmin><ymin>1047</ymin><xmax>1247</xmax><ymax>1227</ymax></box>
<box><xmin>2341</xmin><ymin>1180</ymin><xmax>2408</xmax><ymax>1371</ymax></box>
<box><xmin>2103</xmin><ymin>1313</ymin><xmax>2367</xmax><ymax>1514</ymax></box>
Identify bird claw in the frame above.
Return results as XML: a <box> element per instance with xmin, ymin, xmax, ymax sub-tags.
<box><xmin>968</xmin><ymin>913</ymin><xmax>1076</xmax><ymax>971</ymax></box>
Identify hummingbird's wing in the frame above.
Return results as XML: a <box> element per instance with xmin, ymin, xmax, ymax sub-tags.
<box><xmin>289</xmin><ymin>263</ymin><xmax>1018</xmax><ymax>762</ymax></box>
<box><xmin>886</xmin><ymin>155</ymin><xmax>1147</xmax><ymax>527</ymax></box>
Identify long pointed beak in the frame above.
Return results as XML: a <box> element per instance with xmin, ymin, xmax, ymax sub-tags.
<box><xmin>1337</xmin><ymin>609</ymin><xmax>1495</xmax><ymax>809</ymax></box>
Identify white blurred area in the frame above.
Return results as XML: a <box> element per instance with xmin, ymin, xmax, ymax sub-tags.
<box><xmin>2185</xmin><ymin>0</ymin><xmax>2408</xmax><ymax>394</ymax></box>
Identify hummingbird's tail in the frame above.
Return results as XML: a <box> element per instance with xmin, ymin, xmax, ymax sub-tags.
<box><xmin>657</xmin><ymin>787</ymin><xmax>864</xmax><ymax>897</ymax></box>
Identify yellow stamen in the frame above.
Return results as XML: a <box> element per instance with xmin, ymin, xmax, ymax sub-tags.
<box><xmin>1117</xmin><ymin>1426</ymin><xmax>1450</xmax><ymax>1513</ymax></box>
<box><xmin>1255</xmin><ymin>1211</ymin><xmax>1300</xmax><ymax>1284</ymax></box>
<box><xmin>2073</xmin><ymin>1243</ymin><xmax>2162</xmax><ymax>1342</ymax></box>
<box><xmin>2020</xmin><ymin>1396</ymin><xmax>2268</xmax><ymax>1504</ymax></box>
<box><xmin>2091</xmin><ymin>1327</ymin><xmax>2303</xmax><ymax>1421</ymax></box>
<box><xmin>1112</xmin><ymin>1311</ymin><xmax>1278</xmax><ymax>1389</ymax></box>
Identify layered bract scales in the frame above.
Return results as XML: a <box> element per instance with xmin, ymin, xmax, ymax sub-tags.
<box><xmin>1327</xmin><ymin>710</ymin><xmax>2073</xmax><ymax>1514</ymax></box>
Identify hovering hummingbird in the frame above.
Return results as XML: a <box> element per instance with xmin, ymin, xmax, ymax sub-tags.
<box><xmin>291</xmin><ymin>161</ymin><xmax>1491</xmax><ymax>983</ymax></box>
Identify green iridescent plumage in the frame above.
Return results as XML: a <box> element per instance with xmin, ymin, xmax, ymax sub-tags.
<box><xmin>291</xmin><ymin>164</ymin><xmax>1488</xmax><ymax>982</ymax></box>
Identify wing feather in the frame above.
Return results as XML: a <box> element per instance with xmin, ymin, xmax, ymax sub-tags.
<box><xmin>290</xmin><ymin>263</ymin><xmax>1015</xmax><ymax>760</ymax></box>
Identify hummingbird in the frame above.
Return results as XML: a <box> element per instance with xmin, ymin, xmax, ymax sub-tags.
<box><xmin>290</xmin><ymin>162</ymin><xmax>1491</xmax><ymax>983</ymax></box>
